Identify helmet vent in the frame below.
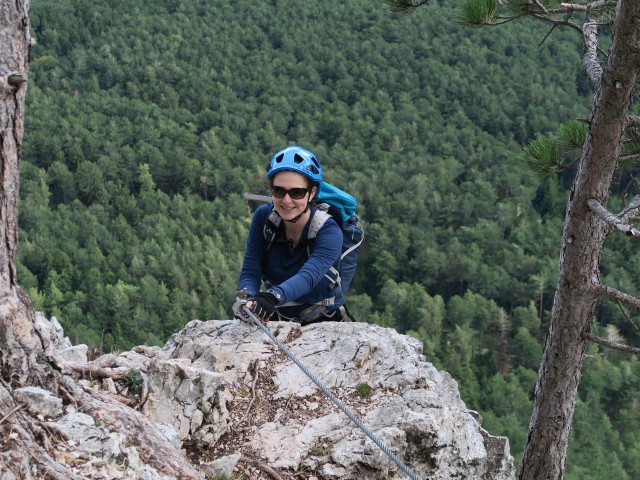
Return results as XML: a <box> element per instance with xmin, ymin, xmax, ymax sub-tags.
<box><xmin>267</xmin><ymin>146</ymin><xmax>322</xmax><ymax>182</ymax></box>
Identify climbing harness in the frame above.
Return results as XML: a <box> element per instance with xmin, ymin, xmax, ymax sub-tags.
<box><xmin>240</xmin><ymin>305</ymin><xmax>423</xmax><ymax>480</ymax></box>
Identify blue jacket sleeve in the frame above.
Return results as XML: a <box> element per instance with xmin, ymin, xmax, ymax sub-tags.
<box><xmin>238</xmin><ymin>204</ymin><xmax>270</xmax><ymax>295</ymax></box>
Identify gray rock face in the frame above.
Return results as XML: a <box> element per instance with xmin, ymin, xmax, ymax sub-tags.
<box><xmin>200</xmin><ymin>453</ymin><xmax>242</xmax><ymax>478</ymax></box>
<box><xmin>33</xmin><ymin>397</ymin><xmax>177</xmax><ymax>479</ymax></box>
<box><xmin>141</xmin><ymin>358</ymin><xmax>229</xmax><ymax>445</ymax></box>
<box><xmin>58</xmin><ymin>344</ymin><xmax>89</xmax><ymax>364</ymax></box>
<box><xmin>34</xmin><ymin>312</ymin><xmax>88</xmax><ymax>363</ymax></box>
<box><xmin>157</xmin><ymin>319</ymin><xmax>516</xmax><ymax>480</ymax></box>
<box><xmin>14</xmin><ymin>386</ymin><xmax>63</xmax><ymax>417</ymax></box>
<box><xmin>54</xmin><ymin>412</ymin><xmax>123</xmax><ymax>457</ymax></box>
<box><xmin>35</xmin><ymin>314</ymin><xmax>515</xmax><ymax>479</ymax></box>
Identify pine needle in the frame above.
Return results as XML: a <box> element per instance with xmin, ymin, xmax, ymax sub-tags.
<box><xmin>456</xmin><ymin>0</ymin><xmax>500</xmax><ymax>27</ymax></box>
<box><xmin>384</xmin><ymin>0</ymin><xmax>428</xmax><ymax>16</ymax></box>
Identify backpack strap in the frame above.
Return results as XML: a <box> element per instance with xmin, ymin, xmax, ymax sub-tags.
<box><xmin>263</xmin><ymin>207</ymin><xmax>282</xmax><ymax>251</ymax></box>
<box><xmin>306</xmin><ymin>205</ymin><xmax>342</xmax><ymax>287</ymax></box>
<box><xmin>264</xmin><ymin>206</ymin><xmax>329</xmax><ymax>248</ymax></box>
<box><xmin>306</xmin><ymin>205</ymin><xmax>331</xmax><ymax>240</ymax></box>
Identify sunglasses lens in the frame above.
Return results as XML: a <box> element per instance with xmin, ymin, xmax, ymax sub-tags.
<box><xmin>271</xmin><ymin>186</ymin><xmax>286</xmax><ymax>198</ymax></box>
<box><xmin>289</xmin><ymin>188</ymin><xmax>308</xmax><ymax>199</ymax></box>
<box><xmin>271</xmin><ymin>186</ymin><xmax>308</xmax><ymax>199</ymax></box>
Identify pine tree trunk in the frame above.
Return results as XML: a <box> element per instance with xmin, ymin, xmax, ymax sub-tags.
<box><xmin>519</xmin><ymin>1</ymin><xmax>640</xmax><ymax>478</ymax></box>
<box><xmin>0</xmin><ymin>3</ymin><xmax>202</xmax><ymax>478</ymax></box>
<box><xmin>0</xmin><ymin>1</ymin><xmax>28</xmax><ymax>292</ymax></box>
<box><xmin>0</xmin><ymin>0</ymin><xmax>49</xmax><ymax>385</ymax></box>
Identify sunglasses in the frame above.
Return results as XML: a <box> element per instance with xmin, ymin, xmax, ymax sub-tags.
<box><xmin>271</xmin><ymin>186</ymin><xmax>310</xmax><ymax>200</ymax></box>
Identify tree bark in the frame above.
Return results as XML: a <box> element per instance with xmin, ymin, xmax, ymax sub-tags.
<box><xmin>0</xmin><ymin>0</ymin><xmax>53</xmax><ymax>388</ymax></box>
<box><xmin>519</xmin><ymin>1</ymin><xmax>640</xmax><ymax>478</ymax></box>
<box><xmin>0</xmin><ymin>1</ymin><xmax>28</xmax><ymax>294</ymax></box>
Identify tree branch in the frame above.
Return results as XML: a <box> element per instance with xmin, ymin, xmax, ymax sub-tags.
<box><xmin>485</xmin><ymin>17</ymin><xmax>519</xmax><ymax>26</ymax></box>
<box><xmin>531</xmin><ymin>13</ymin><xmax>584</xmax><ymax>34</ymax></box>
<box><xmin>616</xmin><ymin>299</ymin><xmax>639</xmax><ymax>330</ymax></box>
<box><xmin>0</xmin><ymin>403</ymin><xmax>24</xmax><ymax>425</ymax></box>
<box><xmin>538</xmin><ymin>24</ymin><xmax>558</xmax><ymax>46</ymax></box>
<box><xmin>60</xmin><ymin>361</ymin><xmax>132</xmax><ymax>380</ymax></box>
<box><xmin>531</xmin><ymin>0</ymin><xmax>550</xmax><ymax>14</ymax></box>
<box><xmin>240</xmin><ymin>456</ymin><xmax>285</xmax><ymax>480</ymax></box>
<box><xmin>582</xmin><ymin>17</ymin><xmax>603</xmax><ymax>88</ymax></box>
<box><xmin>102</xmin><ymin>392</ymin><xmax>138</xmax><ymax>407</ymax></box>
<box><xmin>618</xmin><ymin>188</ymin><xmax>640</xmax><ymax>225</ymax></box>
<box><xmin>595</xmin><ymin>283</ymin><xmax>640</xmax><ymax>313</ymax></box>
<box><xmin>583</xmin><ymin>332</ymin><xmax>640</xmax><ymax>354</ymax></box>
<box><xmin>560</xmin><ymin>0</ymin><xmax>617</xmax><ymax>11</ymax></box>
<box><xmin>236</xmin><ymin>359</ymin><xmax>260</xmax><ymax>428</ymax></box>
<box><xmin>627</xmin><ymin>115</ymin><xmax>640</xmax><ymax>128</ymax></box>
<box><xmin>384</xmin><ymin>0</ymin><xmax>431</xmax><ymax>15</ymax></box>
<box><xmin>619</xmin><ymin>177</ymin><xmax>640</xmax><ymax>205</ymax></box>
<box><xmin>587</xmin><ymin>198</ymin><xmax>640</xmax><ymax>237</ymax></box>
<box><xmin>619</xmin><ymin>152</ymin><xmax>640</xmax><ymax>163</ymax></box>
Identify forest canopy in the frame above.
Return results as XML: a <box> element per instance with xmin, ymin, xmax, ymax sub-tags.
<box><xmin>20</xmin><ymin>0</ymin><xmax>640</xmax><ymax>476</ymax></box>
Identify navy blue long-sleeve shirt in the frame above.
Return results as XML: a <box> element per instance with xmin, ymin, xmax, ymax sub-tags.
<box><xmin>239</xmin><ymin>203</ymin><xmax>344</xmax><ymax>316</ymax></box>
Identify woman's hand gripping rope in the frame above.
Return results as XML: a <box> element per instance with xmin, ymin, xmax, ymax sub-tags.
<box><xmin>233</xmin><ymin>289</ymin><xmax>278</xmax><ymax>323</ymax></box>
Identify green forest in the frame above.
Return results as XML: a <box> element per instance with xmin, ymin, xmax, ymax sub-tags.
<box><xmin>19</xmin><ymin>0</ymin><xmax>640</xmax><ymax>477</ymax></box>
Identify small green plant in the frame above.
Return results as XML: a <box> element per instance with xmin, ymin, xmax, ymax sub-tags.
<box><xmin>124</xmin><ymin>370</ymin><xmax>143</xmax><ymax>393</ymax></box>
<box><xmin>309</xmin><ymin>438</ymin><xmax>334</xmax><ymax>457</ymax></box>
<box><xmin>203</xmin><ymin>474</ymin><xmax>232</xmax><ymax>480</ymax></box>
<box><xmin>356</xmin><ymin>382</ymin><xmax>373</xmax><ymax>399</ymax></box>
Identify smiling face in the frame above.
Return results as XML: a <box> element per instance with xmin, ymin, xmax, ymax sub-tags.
<box><xmin>271</xmin><ymin>171</ymin><xmax>317</xmax><ymax>222</ymax></box>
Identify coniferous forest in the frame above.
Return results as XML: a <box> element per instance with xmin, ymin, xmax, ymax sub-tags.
<box><xmin>20</xmin><ymin>0</ymin><xmax>640</xmax><ymax>477</ymax></box>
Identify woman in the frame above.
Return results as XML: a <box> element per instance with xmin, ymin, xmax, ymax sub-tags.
<box><xmin>236</xmin><ymin>146</ymin><xmax>345</xmax><ymax>323</ymax></box>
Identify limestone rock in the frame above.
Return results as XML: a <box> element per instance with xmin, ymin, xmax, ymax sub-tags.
<box><xmin>34</xmin><ymin>311</ymin><xmax>89</xmax><ymax>363</ymax></box>
<box><xmin>201</xmin><ymin>453</ymin><xmax>241</xmax><ymax>478</ymax></box>
<box><xmin>54</xmin><ymin>412</ymin><xmax>122</xmax><ymax>456</ymax></box>
<box><xmin>14</xmin><ymin>386</ymin><xmax>63</xmax><ymax>418</ymax></box>
<box><xmin>141</xmin><ymin>358</ymin><xmax>229</xmax><ymax>445</ymax></box>
<box><xmin>59</xmin><ymin>344</ymin><xmax>89</xmax><ymax>363</ymax></box>
<box><xmin>36</xmin><ymin>313</ymin><xmax>71</xmax><ymax>350</ymax></box>
<box><xmin>44</xmin><ymin>412</ymin><xmax>176</xmax><ymax>479</ymax></box>
<box><xmin>33</xmin><ymin>314</ymin><xmax>516</xmax><ymax>479</ymax></box>
<box><xmin>158</xmin><ymin>319</ymin><xmax>516</xmax><ymax>480</ymax></box>
<box><xmin>155</xmin><ymin>423</ymin><xmax>182</xmax><ymax>449</ymax></box>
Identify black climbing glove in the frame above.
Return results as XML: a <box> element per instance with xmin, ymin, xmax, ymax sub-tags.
<box><xmin>248</xmin><ymin>290</ymin><xmax>280</xmax><ymax>321</ymax></box>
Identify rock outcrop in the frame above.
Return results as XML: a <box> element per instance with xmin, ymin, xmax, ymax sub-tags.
<box><xmin>34</xmin><ymin>313</ymin><xmax>516</xmax><ymax>479</ymax></box>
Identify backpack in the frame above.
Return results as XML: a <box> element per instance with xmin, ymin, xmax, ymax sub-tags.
<box><xmin>263</xmin><ymin>182</ymin><xmax>364</xmax><ymax>298</ymax></box>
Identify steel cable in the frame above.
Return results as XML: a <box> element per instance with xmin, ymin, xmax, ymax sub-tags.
<box><xmin>241</xmin><ymin>306</ymin><xmax>423</xmax><ymax>480</ymax></box>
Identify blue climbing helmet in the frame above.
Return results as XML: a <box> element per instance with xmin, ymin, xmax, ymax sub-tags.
<box><xmin>267</xmin><ymin>146</ymin><xmax>323</xmax><ymax>188</ymax></box>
